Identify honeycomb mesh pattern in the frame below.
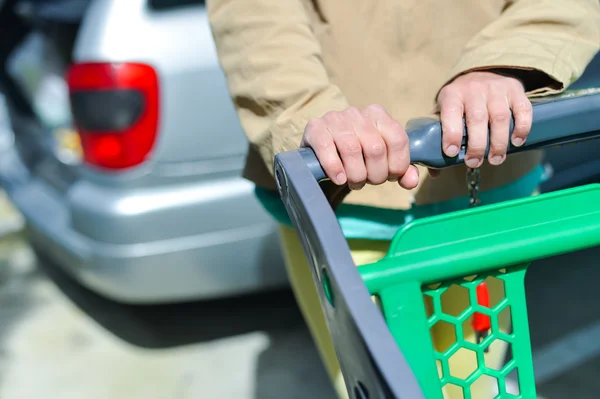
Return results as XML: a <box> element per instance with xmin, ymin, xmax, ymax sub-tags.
<box><xmin>422</xmin><ymin>269</ymin><xmax>532</xmax><ymax>399</ymax></box>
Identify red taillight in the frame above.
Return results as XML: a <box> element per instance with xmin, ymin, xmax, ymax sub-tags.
<box><xmin>66</xmin><ymin>62</ymin><xmax>159</xmax><ymax>170</ymax></box>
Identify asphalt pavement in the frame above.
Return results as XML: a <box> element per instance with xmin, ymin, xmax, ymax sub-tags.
<box><xmin>0</xmin><ymin>191</ymin><xmax>599</xmax><ymax>398</ymax></box>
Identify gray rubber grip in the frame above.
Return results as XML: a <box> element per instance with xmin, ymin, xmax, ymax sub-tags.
<box><xmin>300</xmin><ymin>90</ymin><xmax>600</xmax><ymax>180</ymax></box>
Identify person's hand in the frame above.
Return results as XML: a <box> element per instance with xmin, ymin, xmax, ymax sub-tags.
<box><xmin>436</xmin><ymin>71</ymin><xmax>533</xmax><ymax>168</ymax></box>
<box><xmin>301</xmin><ymin>105</ymin><xmax>419</xmax><ymax>190</ymax></box>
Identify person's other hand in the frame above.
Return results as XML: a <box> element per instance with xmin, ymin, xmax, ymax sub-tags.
<box><xmin>436</xmin><ymin>71</ymin><xmax>532</xmax><ymax>168</ymax></box>
<box><xmin>301</xmin><ymin>105</ymin><xmax>419</xmax><ymax>190</ymax></box>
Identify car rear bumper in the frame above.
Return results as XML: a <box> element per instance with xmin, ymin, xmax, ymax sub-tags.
<box><xmin>0</xmin><ymin>148</ymin><xmax>287</xmax><ymax>304</ymax></box>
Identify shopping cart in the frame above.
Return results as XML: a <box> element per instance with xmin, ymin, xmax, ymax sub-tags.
<box><xmin>273</xmin><ymin>89</ymin><xmax>600</xmax><ymax>399</ymax></box>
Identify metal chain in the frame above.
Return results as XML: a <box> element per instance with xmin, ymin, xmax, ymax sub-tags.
<box><xmin>467</xmin><ymin>166</ymin><xmax>489</xmax><ymax>350</ymax></box>
<box><xmin>466</xmin><ymin>167</ymin><xmax>481</xmax><ymax>208</ymax></box>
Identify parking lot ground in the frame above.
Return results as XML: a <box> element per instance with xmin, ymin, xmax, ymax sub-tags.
<box><xmin>0</xmin><ymin>192</ymin><xmax>599</xmax><ymax>398</ymax></box>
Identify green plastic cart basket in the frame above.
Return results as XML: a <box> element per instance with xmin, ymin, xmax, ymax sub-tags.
<box><xmin>274</xmin><ymin>89</ymin><xmax>600</xmax><ymax>399</ymax></box>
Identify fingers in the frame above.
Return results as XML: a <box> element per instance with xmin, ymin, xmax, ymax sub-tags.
<box><xmin>437</xmin><ymin>71</ymin><xmax>534</xmax><ymax>169</ymax></box>
<box><xmin>437</xmin><ymin>89</ymin><xmax>464</xmax><ymax>158</ymax></box>
<box><xmin>343</xmin><ymin>107</ymin><xmax>388</xmax><ymax>188</ymax></box>
<box><xmin>509</xmin><ymin>89</ymin><xmax>532</xmax><ymax>147</ymax></box>
<box><xmin>303</xmin><ymin>71</ymin><xmax>534</xmax><ymax>194</ymax></box>
<box><xmin>488</xmin><ymin>84</ymin><xmax>531</xmax><ymax>164</ymax></box>
<box><xmin>302</xmin><ymin>104</ymin><xmax>414</xmax><ymax>190</ymax></box>
<box><xmin>399</xmin><ymin>165</ymin><xmax>420</xmax><ymax>190</ymax></box>
<box><xmin>328</xmin><ymin>114</ymin><xmax>368</xmax><ymax>189</ymax></box>
<box><xmin>302</xmin><ymin>118</ymin><xmax>347</xmax><ymax>185</ymax></box>
<box><xmin>487</xmin><ymin>96</ymin><xmax>511</xmax><ymax>165</ymax></box>
<box><xmin>363</xmin><ymin>104</ymin><xmax>411</xmax><ymax>183</ymax></box>
<box><xmin>463</xmin><ymin>92</ymin><xmax>488</xmax><ymax>168</ymax></box>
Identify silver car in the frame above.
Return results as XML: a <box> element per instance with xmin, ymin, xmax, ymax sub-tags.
<box><xmin>1</xmin><ymin>0</ymin><xmax>599</xmax><ymax>305</ymax></box>
<box><xmin>0</xmin><ymin>0</ymin><xmax>286</xmax><ymax>304</ymax></box>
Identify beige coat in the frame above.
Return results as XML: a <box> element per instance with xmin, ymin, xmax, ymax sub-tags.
<box><xmin>207</xmin><ymin>0</ymin><xmax>600</xmax><ymax>210</ymax></box>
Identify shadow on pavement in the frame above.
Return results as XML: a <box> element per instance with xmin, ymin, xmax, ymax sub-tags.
<box><xmin>34</xmin><ymin>250</ymin><xmax>306</xmax><ymax>349</ymax></box>
<box><xmin>35</xmin><ymin>249</ymin><xmax>337</xmax><ymax>397</ymax></box>
<box><xmin>0</xmin><ymin>233</ymin><xmax>41</xmax><ymax>389</ymax></box>
<box><xmin>253</xmin><ymin>327</ymin><xmax>336</xmax><ymax>399</ymax></box>
<box><xmin>35</xmin><ymin>243</ymin><xmax>600</xmax><ymax>399</ymax></box>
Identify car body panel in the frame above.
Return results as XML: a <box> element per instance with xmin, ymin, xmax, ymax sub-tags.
<box><xmin>0</xmin><ymin>0</ymin><xmax>287</xmax><ymax>304</ymax></box>
<box><xmin>1</xmin><ymin>0</ymin><xmax>598</xmax><ymax>305</ymax></box>
<box><xmin>74</xmin><ymin>0</ymin><xmax>247</xmax><ymax>166</ymax></box>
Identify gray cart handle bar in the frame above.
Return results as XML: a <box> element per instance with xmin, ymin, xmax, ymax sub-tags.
<box><xmin>302</xmin><ymin>91</ymin><xmax>600</xmax><ymax>181</ymax></box>
<box><xmin>273</xmin><ymin>91</ymin><xmax>600</xmax><ymax>399</ymax></box>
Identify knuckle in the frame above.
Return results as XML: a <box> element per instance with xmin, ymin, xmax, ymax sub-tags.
<box><xmin>364</xmin><ymin>103</ymin><xmax>387</xmax><ymax>116</ymax></box>
<box><xmin>514</xmin><ymin>121</ymin><xmax>531</xmax><ymax>135</ymax></box>
<box><xmin>467</xmin><ymin>109</ymin><xmax>487</xmax><ymax>124</ymax></box>
<box><xmin>466</xmin><ymin>80</ymin><xmax>483</xmax><ymax>91</ymax></box>
<box><xmin>489</xmin><ymin>142</ymin><xmax>508</xmax><ymax>154</ymax></box>
<box><xmin>388</xmin><ymin>130</ymin><xmax>409</xmax><ymax>148</ymax></box>
<box><xmin>323</xmin><ymin>110</ymin><xmax>342</xmax><ymax>123</ymax></box>
<box><xmin>338</xmin><ymin>135</ymin><xmax>362</xmax><ymax>156</ymax></box>
<box><xmin>467</xmin><ymin>142</ymin><xmax>487</xmax><ymax>154</ymax></box>
<box><xmin>513</xmin><ymin>100</ymin><xmax>532</xmax><ymax>114</ymax></box>
<box><xmin>442</xmin><ymin>103</ymin><xmax>463</xmax><ymax>115</ymax></box>
<box><xmin>385</xmin><ymin>121</ymin><xmax>408</xmax><ymax>140</ymax></box>
<box><xmin>347</xmin><ymin>171</ymin><xmax>367</xmax><ymax>185</ymax></box>
<box><xmin>322</xmin><ymin>157</ymin><xmax>342</xmax><ymax>172</ymax></box>
<box><xmin>305</xmin><ymin>118</ymin><xmax>323</xmax><ymax>132</ymax></box>
<box><xmin>439</xmin><ymin>84</ymin><xmax>459</xmax><ymax>98</ymax></box>
<box><xmin>387</xmin><ymin>119</ymin><xmax>405</xmax><ymax>133</ymax></box>
<box><xmin>365</xmin><ymin>139</ymin><xmax>386</xmax><ymax>159</ymax></box>
<box><xmin>312</xmin><ymin>135</ymin><xmax>333</xmax><ymax>151</ymax></box>
<box><xmin>486</xmin><ymin>80</ymin><xmax>503</xmax><ymax>92</ymax></box>
<box><xmin>443</xmin><ymin>125</ymin><xmax>462</xmax><ymax>138</ymax></box>
<box><xmin>342</xmin><ymin>106</ymin><xmax>362</xmax><ymax>119</ymax></box>
<box><xmin>369</xmin><ymin>175</ymin><xmax>387</xmax><ymax>185</ymax></box>
<box><xmin>490</xmin><ymin>109</ymin><xmax>511</xmax><ymax>124</ymax></box>
<box><xmin>510</xmin><ymin>78</ymin><xmax>525</xmax><ymax>89</ymax></box>
<box><xmin>389</xmin><ymin>159</ymin><xmax>409</xmax><ymax>176</ymax></box>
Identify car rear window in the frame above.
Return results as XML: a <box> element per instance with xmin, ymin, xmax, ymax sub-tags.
<box><xmin>148</xmin><ymin>0</ymin><xmax>204</xmax><ymax>11</ymax></box>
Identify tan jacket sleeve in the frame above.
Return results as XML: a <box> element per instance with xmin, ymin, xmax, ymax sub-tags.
<box><xmin>207</xmin><ymin>0</ymin><xmax>349</xmax><ymax>174</ymax></box>
<box><xmin>446</xmin><ymin>0</ymin><xmax>600</xmax><ymax>96</ymax></box>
